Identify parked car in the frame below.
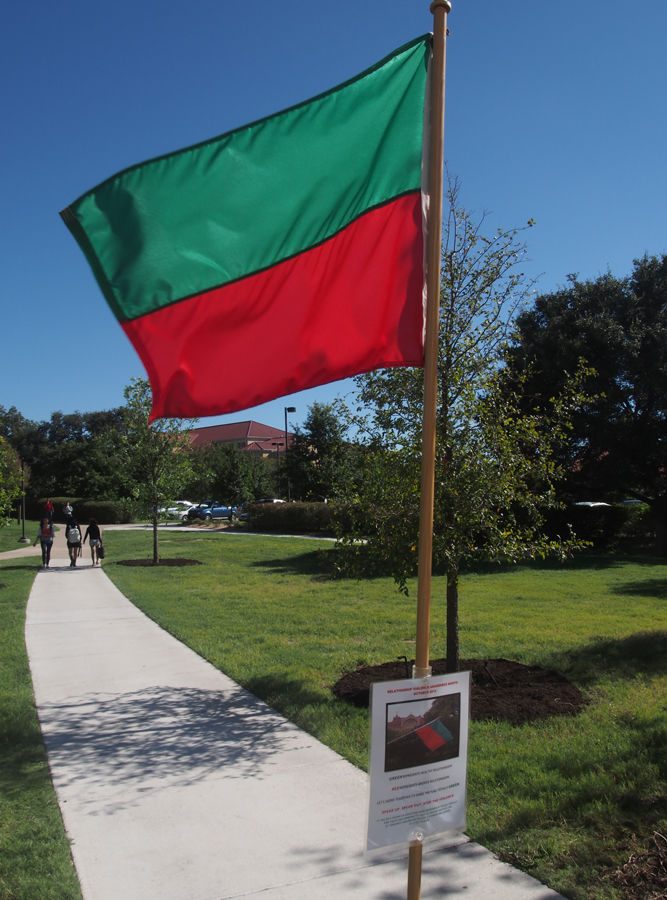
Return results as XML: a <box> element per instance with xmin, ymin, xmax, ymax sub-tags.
<box><xmin>184</xmin><ymin>501</ymin><xmax>237</xmax><ymax>522</ymax></box>
<box><xmin>572</xmin><ymin>502</ymin><xmax>611</xmax><ymax>508</ymax></box>
<box><xmin>158</xmin><ymin>500</ymin><xmax>194</xmax><ymax>518</ymax></box>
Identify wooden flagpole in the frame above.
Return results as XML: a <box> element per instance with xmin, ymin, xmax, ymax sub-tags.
<box><xmin>407</xmin><ymin>1</ymin><xmax>451</xmax><ymax>897</ymax></box>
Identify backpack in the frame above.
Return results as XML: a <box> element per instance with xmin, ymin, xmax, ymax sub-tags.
<box><xmin>68</xmin><ymin>525</ymin><xmax>81</xmax><ymax>543</ymax></box>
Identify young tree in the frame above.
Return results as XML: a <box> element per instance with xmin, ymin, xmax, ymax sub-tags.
<box><xmin>338</xmin><ymin>186</ymin><xmax>583</xmax><ymax>670</ymax></box>
<box><xmin>121</xmin><ymin>378</ymin><xmax>194</xmax><ymax>563</ymax></box>
<box><xmin>506</xmin><ymin>256</ymin><xmax>667</xmax><ymax>551</ymax></box>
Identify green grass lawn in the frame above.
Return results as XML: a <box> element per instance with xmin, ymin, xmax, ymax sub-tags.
<box><xmin>0</xmin><ymin>557</ymin><xmax>82</xmax><ymax>900</ymax></box>
<box><xmin>1</xmin><ymin>526</ymin><xmax>664</xmax><ymax>899</ymax></box>
<box><xmin>0</xmin><ymin>520</ymin><xmax>39</xmax><ymax>552</ymax></box>
<box><xmin>100</xmin><ymin>530</ymin><xmax>667</xmax><ymax>900</ymax></box>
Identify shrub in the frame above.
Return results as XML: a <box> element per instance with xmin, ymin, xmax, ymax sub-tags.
<box><xmin>26</xmin><ymin>496</ymin><xmax>80</xmax><ymax>522</ymax></box>
<box><xmin>546</xmin><ymin>502</ymin><xmax>653</xmax><ymax>550</ymax></box>
<box><xmin>74</xmin><ymin>499</ymin><xmax>137</xmax><ymax>524</ymax></box>
<box><xmin>28</xmin><ymin>497</ymin><xmax>137</xmax><ymax>524</ymax></box>
<box><xmin>247</xmin><ymin>501</ymin><xmax>334</xmax><ymax>534</ymax></box>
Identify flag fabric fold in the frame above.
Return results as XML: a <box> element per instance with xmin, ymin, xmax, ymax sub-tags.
<box><xmin>62</xmin><ymin>35</ymin><xmax>432</xmax><ymax>420</ymax></box>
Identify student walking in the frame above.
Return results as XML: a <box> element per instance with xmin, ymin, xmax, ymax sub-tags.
<box><xmin>83</xmin><ymin>519</ymin><xmax>103</xmax><ymax>566</ymax></box>
<box><xmin>44</xmin><ymin>498</ymin><xmax>54</xmax><ymax>524</ymax></box>
<box><xmin>33</xmin><ymin>517</ymin><xmax>54</xmax><ymax>568</ymax></box>
<box><xmin>65</xmin><ymin>517</ymin><xmax>82</xmax><ymax>567</ymax></box>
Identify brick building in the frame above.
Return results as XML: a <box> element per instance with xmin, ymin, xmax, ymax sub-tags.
<box><xmin>188</xmin><ymin>420</ymin><xmax>294</xmax><ymax>457</ymax></box>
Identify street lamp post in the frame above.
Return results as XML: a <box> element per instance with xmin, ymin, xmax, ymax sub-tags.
<box><xmin>18</xmin><ymin>459</ymin><xmax>29</xmax><ymax>543</ymax></box>
<box><xmin>284</xmin><ymin>406</ymin><xmax>296</xmax><ymax>501</ymax></box>
<box><xmin>271</xmin><ymin>440</ymin><xmax>283</xmax><ymax>491</ymax></box>
<box><xmin>271</xmin><ymin>441</ymin><xmax>283</xmax><ymax>496</ymax></box>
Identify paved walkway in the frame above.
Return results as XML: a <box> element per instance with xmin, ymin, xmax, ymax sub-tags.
<box><xmin>13</xmin><ymin>528</ymin><xmax>566</xmax><ymax>899</ymax></box>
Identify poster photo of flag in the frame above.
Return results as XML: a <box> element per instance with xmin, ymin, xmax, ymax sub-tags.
<box><xmin>384</xmin><ymin>694</ymin><xmax>460</xmax><ymax>772</ymax></box>
<box><xmin>367</xmin><ymin>673</ymin><xmax>470</xmax><ymax>851</ymax></box>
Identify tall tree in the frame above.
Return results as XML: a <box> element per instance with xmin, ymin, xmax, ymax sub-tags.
<box><xmin>0</xmin><ymin>406</ymin><xmax>44</xmax><ymax>477</ymax></box>
<box><xmin>338</xmin><ymin>188</ymin><xmax>582</xmax><ymax>669</ymax></box>
<box><xmin>184</xmin><ymin>443</ymin><xmax>273</xmax><ymax>505</ymax></box>
<box><xmin>288</xmin><ymin>402</ymin><xmax>352</xmax><ymax>501</ymax></box>
<box><xmin>120</xmin><ymin>378</ymin><xmax>194</xmax><ymax>563</ymax></box>
<box><xmin>0</xmin><ymin>436</ymin><xmax>21</xmax><ymax>522</ymax></box>
<box><xmin>0</xmin><ymin>405</ymin><xmax>129</xmax><ymax>501</ymax></box>
<box><xmin>506</xmin><ymin>255</ymin><xmax>667</xmax><ymax>550</ymax></box>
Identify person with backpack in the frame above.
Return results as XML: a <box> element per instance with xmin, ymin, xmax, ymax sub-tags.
<box><xmin>65</xmin><ymin>517</ymin><xmax>82</xmax><ymax>567</ymax></box>
<box><xmin>33</xmin><ymin>517</ymin><xmax>54</xmax><ymax>568</ymax></box>
<box><xmin>83</xmin><ymin>518</ymin><xmax>103</xmax><ymax>566</ymax></box>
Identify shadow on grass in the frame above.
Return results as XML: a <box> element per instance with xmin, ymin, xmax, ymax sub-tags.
<box><xmin>0</xmin><ymin>563</ymin><xmax>40</xmax><ymax>572</ymax></box>
<box><xmin>610</xmin><ymin>577</ymin><xmax>667</xmax><ymax>599</ymax></box>
<box><xmin>546</xmin><ymin>631</ymin><xmax>667</xmax><ymax>685</ymax></box>
<box><xmin>0</xmin><ymin>735</ymin><xmax>53</xmax><ymax>801</ymax></box>
<box><xmin>252</xmin><ymin>543</ymin><xmax>667</xmax><ymax>587</ymax></box>
<box><xmin>116</xmin><ymin>558</ymin><xmax>202</xmax><ymax>567</ymax></box>
<box><xmin>244</xmin><ymin>673</ymin><xmax>331</xmax><ymax>715</ymax></box>
<box><xmin>461</xmin><ymin>552</ymin><xmax>667</xmax><ymax>578</ymax></box>
<box><xmin>257</xmin><ymin>544</ymin><xmax>667</xmax><ymax>582</ymax></box>
<box><xmin>253</xmin><ymin>545</ymin><xmax>411</xmax><ymax>585</ymax></box>
<box><xmin>251</xmin><ymin>548</ymin><xmax>339</xmax><ymax>580</ymax></box>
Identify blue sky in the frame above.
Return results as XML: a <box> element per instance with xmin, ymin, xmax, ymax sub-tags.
<box><xmin>3</xmin><ymin>0</ymin><xmax>666</xmax><ymax>432</ymax></box>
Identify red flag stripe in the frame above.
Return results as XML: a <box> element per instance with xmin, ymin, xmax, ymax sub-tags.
<box><xmin>123</xmin><ymin>193</ymin><xmax>425</xmax><ymax>420</ymax></box>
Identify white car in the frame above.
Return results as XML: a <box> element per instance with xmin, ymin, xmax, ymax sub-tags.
<box><xmin>158</xmin><ymin>500</ymin><xmax>195</xmax><ymax>517</ymax></box>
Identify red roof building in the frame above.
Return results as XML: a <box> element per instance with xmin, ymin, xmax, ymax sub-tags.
<box><xmin>188</xmin><ymin>420</ymin><xmax>294</xmax><ymax>456</ymax></box>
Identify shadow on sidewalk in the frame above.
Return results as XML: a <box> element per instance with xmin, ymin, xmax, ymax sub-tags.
<box><xmin>39</xmin><ymin>685</ymin><xmax>305</xmax><ymax>807</ymax></box>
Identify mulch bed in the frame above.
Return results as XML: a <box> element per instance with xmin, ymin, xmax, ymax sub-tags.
<box><xmin>117</xmin><ymin>558</ymin><xmax>202</xmax><ymax>567</ymax></box>
<box><xmin>332</xmin><ymin>657</ymin><xmax>587</xmax><ymax>726</ymax></box>
<box><xmin>608</xmin><ymin>832</ymin><xmax>667</xmax><ymax>899</ymax></box>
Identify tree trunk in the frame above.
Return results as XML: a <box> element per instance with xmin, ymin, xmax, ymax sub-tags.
<box><xmin>152</xmin><ymin>506</ymin><xmax>159</xmax><ymax>565</ymax></box>
<box><xmin>445</xmin><ymin>569</ymin><xmax>459</xmax><ymax>673</ymax></box>
<box><xmin>652</xmin><ymin>498</ymin><xmax>667</xmax><ymax>556</ymax></box>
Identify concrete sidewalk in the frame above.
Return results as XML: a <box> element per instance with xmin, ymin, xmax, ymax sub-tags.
<box><xmin>22</xmin><ymin>531</ymin><xmax>566</xmax><ymax>900</ymax></box>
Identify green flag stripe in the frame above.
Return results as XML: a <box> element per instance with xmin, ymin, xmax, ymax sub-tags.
<box><xmin>62</xmin><ymin>35</ymin><xmax>430</xmax><ymax>324</ymax></box>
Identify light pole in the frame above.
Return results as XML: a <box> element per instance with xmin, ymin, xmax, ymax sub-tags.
<box><xmin>284</xmin><ymin>406</ymin><xmax>296</xmax><ymax>501</ymax></box>
<box><xmin>271</xmin><ymin>441</ymin><xmax>283</xmax><ymax>497</ymax></box>
<box><xmin>18</xmin><ymin>459</ymin><xmax>29</xmax><ymax>543</ymax></box>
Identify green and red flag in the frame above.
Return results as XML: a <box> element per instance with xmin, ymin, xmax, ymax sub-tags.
<box><xmin>414</xmin><ymin>719</ymin><xmax>453</xmax><ymax>752</ymax></box>
<box><xmin>61</xmin><ymin>36</ymin><xmax>431</xmax><ymax>420</ymax></box>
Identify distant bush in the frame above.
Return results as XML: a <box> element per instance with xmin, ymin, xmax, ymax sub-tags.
<box><xmin>247</xmin><ymin>501</ymin><xmax>334</xmax><ymax>534</ymax></box>
<box><xmin>73</xmin><ymin>499</ymin><xmax>137</xmax><ymax>524</ymax></box>
<box><xmin>26</xmin><ymin>497</ymin><xmax>80</xmax><ymax>522</ymax></box>
<box><xmin>28</xmin><ymin>497</ymin><xmax>137</xmax><ymax>524</ymax></box>
<box><xmin>546</xmin><ymin>502</ymin><xmax>653</xmax><ymax>550</ymax></box>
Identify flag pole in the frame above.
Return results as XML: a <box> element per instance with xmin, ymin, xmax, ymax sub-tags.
<box><xmin>408</xmin><ymin>1</ymin><xmax>451</xmax><ymax>897</ymax></box>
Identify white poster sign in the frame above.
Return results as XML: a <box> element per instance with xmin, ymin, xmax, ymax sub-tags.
<box><xmin>366</xmin><ymin>671</ymin><xmax>470</xmax><ymax>851</ymax></box>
